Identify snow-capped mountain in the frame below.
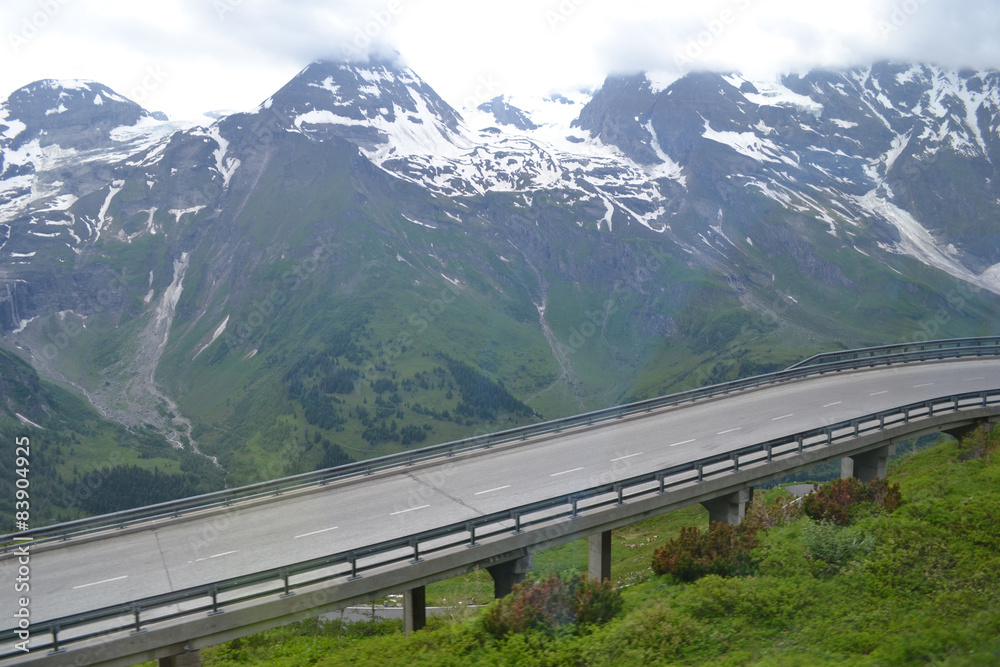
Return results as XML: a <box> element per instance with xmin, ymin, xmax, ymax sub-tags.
<box><xmin>1</xmin><ymin>59</ymin><xmax>998</xmax><ymax>482</ymax></box>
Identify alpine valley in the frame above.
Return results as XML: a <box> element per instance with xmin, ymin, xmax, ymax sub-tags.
<box><xmin>2</xmin><ymin>58</ymin><xmax>999</xmax><ymax>522</ymax></box>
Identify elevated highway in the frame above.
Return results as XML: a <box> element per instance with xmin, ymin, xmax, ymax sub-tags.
<box><xmin>2</xmin><ymin>338</ymin><xmax>1000</xmax><ymax>666</ymax></box>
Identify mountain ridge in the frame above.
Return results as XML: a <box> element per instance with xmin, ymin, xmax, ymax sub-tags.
<box><xmin>1</xmin><ymin>58</ymin><xmax>998</xmax><ymax>487</ymax></box>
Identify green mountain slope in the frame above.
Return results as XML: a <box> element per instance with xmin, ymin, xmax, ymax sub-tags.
<box><xmin>0</xmin><ymin>346</ymin><xmax>224</xmax><ymax>532</ymax></box>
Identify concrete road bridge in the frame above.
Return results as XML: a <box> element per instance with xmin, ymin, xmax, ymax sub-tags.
<box><xmin>2</xmin><ymin>338</ymin><xmax>1000</xmax><ymax>666</ymax></box>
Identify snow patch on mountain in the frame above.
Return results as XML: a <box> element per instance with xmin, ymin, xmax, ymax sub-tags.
<box><xmin>856</xmin><ymin>190</ymin><xmax>998</xmax><ymax>294</ymax></box>
<box><xmin>703</xmin><ymin>119</ymin><xmax>796</xmax><ymax>166</ymax></box>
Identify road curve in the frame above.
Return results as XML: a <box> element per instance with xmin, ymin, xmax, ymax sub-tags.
<box><xmin>3</xmin><ymin>358</ymin><xmax>999</xmax><ymax>624</ymax></box>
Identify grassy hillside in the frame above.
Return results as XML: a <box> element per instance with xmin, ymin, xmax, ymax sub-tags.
<box><xmin>184</xmin><ymin>426</ymin><xmax>1000</xmax><ymax>666</ymax></box>
<box><xmin>0</xmin><ymin>346</ymin><xmax>224</xmax><ymax>532</ymax></box>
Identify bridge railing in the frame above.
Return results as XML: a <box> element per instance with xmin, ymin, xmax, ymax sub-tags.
<box><xmin>786</xmin><ymin>336</ymin><xmax>1000</xmax><ymax>370</ymax></box>
<box><xmin>2</xmin><ymin>337</ymin><xmax>999</xmax><ymax>552</ymax></box>
<box><xmin>3</xmin><ymin>388</ymin><xmax>998</xmax><ymax>660</ymax></box>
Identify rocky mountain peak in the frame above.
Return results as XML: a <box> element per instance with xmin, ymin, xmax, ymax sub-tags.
<box><xmin>1</xmin><ymin>79</ymin><xmax>149</xmax><ymax>151</ymax></box>
<box><xmin>260</xmin><ymin>58</ymin><xmax>468</xmax><ymax>159</ymax></box>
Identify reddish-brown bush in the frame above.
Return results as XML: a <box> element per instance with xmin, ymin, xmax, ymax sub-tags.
<box><xmin>802</xmin><ymin>476</ymin><xmax>901</xmax><ymax>525</ymax></box>
<box><xmin>651</xmin><ymin>522</ymin><xmax>758</xmax><ymax>582</ymax></box>
<box><xmin>480</xmin><ymin>572</ymin><xmax>623</xmax><ymax>638</ymax></box>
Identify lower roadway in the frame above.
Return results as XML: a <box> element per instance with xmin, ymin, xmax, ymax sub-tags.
<box><xmin>3</xmin><ymin>358</ymin><xmax>999</xmax><ymax>624</ymax></box>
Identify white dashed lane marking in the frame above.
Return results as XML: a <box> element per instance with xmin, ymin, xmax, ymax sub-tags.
<box><xmin>474</xmin><ymin>485</ymin><xmax>511</xmax><ymax>496</ymax></box>
<box><xmin>294</xmin><ymin>527</ymin><xmax>338</xmax><ymax>539</ymax></box>
<box><xmin>390</xmin><ymin>505</ymin><xmax>430</xmax><ymax>516</ymax></box>
<box><xmin>73</xmin><ymin>576</ymin><xmax>128</xmax><ymax>590</ymax></box>
<box><xmin>669</xmin><ymin>439</ymin><xmax>697</xmax><ymax>447</ymax></box>
<box><xmin>550</xmin><ymin>467</ymin><xmax>584</xmax><ymax>477</ymax></box>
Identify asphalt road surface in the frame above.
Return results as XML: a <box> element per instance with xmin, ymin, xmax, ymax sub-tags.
<box><xmin>3</xmin><ymin>358</ymin><xmax>998</xmax><ymax>626</ymax></box>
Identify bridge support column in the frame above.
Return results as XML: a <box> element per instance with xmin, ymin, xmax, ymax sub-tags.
<box><xmin>158</xmin><ymin>650</ymin><xmax>201</xmax><ymax>667</ymax></box>
<box><xmin>486</xmin><ymin>552</ymin><xmax>534</xmax><ymax>598</ymax></box>
<box><xmin>943</xmin><ymin>422</ymin><xmax>985</xmax><ymax>442</ymax></box>
<box><xmin>403</xmin><ymin>586</ymin><xmax>426</xmax><ymax>635</ymax></box>
<box><xmin>701</xmin><ymin>488</ymin><xmax>752</xmax><ymax>525</ymax></box>
<box><xmin>588</xmin><ymin>530</ymin><xmax>612</xmax><ymax>582</ymax></box>
<box><xmin>841</xmin><ymin>444</ymin><xmax>895</xmax><ymax>482</ymax></box>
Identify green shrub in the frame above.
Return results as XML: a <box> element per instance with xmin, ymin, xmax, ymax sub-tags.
<box><xmin>801</xmin><ymin>520</ymin><xmax>876</xmax><ymax>571</ymax></box>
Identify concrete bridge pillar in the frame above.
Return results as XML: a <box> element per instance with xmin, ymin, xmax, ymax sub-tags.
<box><xmin>486</xmin><ymin>552</ymin><xmax>534</xmax><ymax>598</ymax></box>
<box><xmin>403</xmin><ymin>586</ymin><xmax>426</xmax><ymax>635</ymax></box>
<box><xmin>158</xmin><ymin>650</ymin><xmax>201</xmax><ymax>667</ymax></box>
<box><xmin>588</xmin><ymin>530</ymin><xmax>612</xmax><ymax>582</ymax></box>
<box><xmin>942</xmin><ymin>422</ymin><xmax>985</xmax><ymax>442</ymax></box>
<box><xmin>841</xmin><ymin>444</ymin><xmax>895</xmax><ymax>482</ymax></box>
<box><xmin>700</xmin><ymin>488</ymin><xmax>752</xmax><ymax>525</ymax></box>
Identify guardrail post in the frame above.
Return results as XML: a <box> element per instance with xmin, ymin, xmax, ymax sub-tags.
<box><xmin>928</xmin><ymin>401</ymin><xmax>935</xmax><ymax>417</ymax></box>
<box><xmin>49</xmin><ymin>625</ymin><xmax>64</xmax><ymax>655</ymax></box>
<box><xmin>208</xmin><ymin>588</ymin><xmax>223</xmax><ymax>616</ymax></box>
<box><xmin>131</xmin><ymin>604</ymin><xmax>147</xmax><ymax>633</ymax></box>
<box><xmin>696</xmin><ymin>464</ymin><xmax>704</xmax><ymax>483</ymax></box>
<box><xmin>731</xmin><ymin>454</ymin><xmax>740</xmax><ymax>472</ymax></box>
<box><xmin>512</xmin><ymin>511</ymin><xmax>523</xmax><ymax>534</ymax></box>
<box><xmin>826</xmin><ymin>428</ymin><xmax>833</xmax><ymax>446</ymax></box>
<box><xmin>878</xmin><ymin>414</ymin><xmax>885</xmax><ymax>430</ymax></box>
<box><xmin>852</xmin><ymin>421</ymin><xmax>859</xmax><ymax>437</ymax></box>
<box><xmin>348</xmin><ymin>553</ymin><xmax>361</xmax><ymax>581</ymax></box>
<box><xmin>467</xmin><ymin>522</ymin><xmax>478</xmax><ymax>547</ymax></box>
<box><xmin>280</xmin><ymin>569</ymin><xmax>294</xmax><ymax>598</ymax></box>
<box><xmin>657</xmin><ymin>473</ymin><xmax>665</xmax><ymax>494</ymax></box>
<box><xmin>411</xmin><ymin>539</ymin><xmax>423</xmax><ymax>563</ymax></box>
<box><xmin>796</xmin><ymin>435</ymin><xmax>804</xmax><ymax>453</ymax></box>
<box><xmin>616</xmin><ymin>485</ymin><xmax>624</xmax><ymax>506</ymax></box>
<box><xmin>571</xmin><ymin>496</ymin><xmax>579</xmax><ymax>517</ymax></box>
<box><xmin>766</xmin><ymin>444</ymin><xmax>773</xmax><ymax>462</ymax></box>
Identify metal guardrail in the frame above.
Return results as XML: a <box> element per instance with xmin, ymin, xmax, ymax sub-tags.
<box><xmin>2</xmin><ymin>337</ymin><xmax>1000</xmax><ymax>551</ymax></box>
<box><xmin>787</xmin><ymin>336</ymin><xmax>1000</xmax><ymax>370</ymax></box>
<box><xmin>3</xmin><ymin>387</ymin><xmax>999</xmax><ymax>659</ymax></box>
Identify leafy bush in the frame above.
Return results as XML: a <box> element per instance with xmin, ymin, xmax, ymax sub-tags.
<box><xmin>651</xmin><ymin>522</ymin><xmax>758</xmax><ymax>581</ymax></box>
<box><xmin>743</xmin><ymin>489</ymin><xmax>804</xmax><ymax>531</ymax></box>
<box><xmin>957</xmin><ymin>423</ymin><xmax>999</xmax><ymax>462</ymax></box>
<box><xmin>802</xmin><ymin>476</ymin><xmax>901</xmax><ymax>525</ymax></box>
<box><xmin>801</xmin><ymin>520</ymin><xmax>876</xmax><ymax>572</ymax></box>
<box><xmin>480</xmin><ymin>572</ymin><xmax>623</xmax><ymax>638</ymax></box>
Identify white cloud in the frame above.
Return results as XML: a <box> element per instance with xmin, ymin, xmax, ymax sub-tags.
<box><xmin>2</xmin><ymin>0</ymin><xmax>999</xmax><ymax>119</ymax></box>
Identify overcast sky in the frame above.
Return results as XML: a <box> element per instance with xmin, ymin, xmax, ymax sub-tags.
<box><xmin>3</xmin><ymin>0</ymin><xmax>1000</xmax><ymax>119</ymax></box>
